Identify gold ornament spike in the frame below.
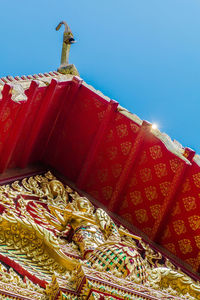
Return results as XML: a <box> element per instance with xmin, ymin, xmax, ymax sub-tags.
<box><xmin>56</xmin><ymin>21</ymin><xmax>79</xmax><ymax>76</ymax></box>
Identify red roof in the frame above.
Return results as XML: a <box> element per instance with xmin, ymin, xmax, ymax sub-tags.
<box><xmin>0</xmin><ymin>73</ymin><xmax>200</xmax><ymax>276</ymax></box>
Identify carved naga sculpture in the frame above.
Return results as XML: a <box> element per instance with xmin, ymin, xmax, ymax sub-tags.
<box><xmin>56</xmin><ymin>21</ymin><xmax>79</xmax><ymax>76</ymax></box>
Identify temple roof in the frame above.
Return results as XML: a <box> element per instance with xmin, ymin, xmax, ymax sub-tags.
<box><xmin>0</xmin><ymin>71</ymin><xmax>200</xmax><ymax>278</ymax></box>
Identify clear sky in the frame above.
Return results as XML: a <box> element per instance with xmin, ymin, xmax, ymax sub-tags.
<box><xmin>1</xmin><ymin>1</ymin><xmax>200</xmax><ymax>152</ymax></box>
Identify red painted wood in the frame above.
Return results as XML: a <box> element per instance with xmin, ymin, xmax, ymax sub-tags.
<box><xmin>20</xmin><ymin>79</ymin><xmax>58</xmax><ymax>168</ymax></box>
<box><xmin>42</xmin><ymin>76</ymin><xmax>83</xmax><ymax>165</ymax></box>
<box><xmin>0</xmin><ymin>81</ymin><xmax>39</xmax><ymax>173</ymax></box>
<box><xmin>108</xmin><ymin>120</ymin><xmax>152</xmax><ymax>211</ymax></box>
<box><xmin>76</xmin><ymin>99</ymin><xmax>119</xmax><ymax>190</ymax></box>
<box><xmin>153</xmin><ymin>147</ymin><xmax>195</xmax><ymax>242</ymax></box>
<box><xmin>0</xmin><ymin>84</ymin><xmax>21</xmax><ymax>164</ymax></box>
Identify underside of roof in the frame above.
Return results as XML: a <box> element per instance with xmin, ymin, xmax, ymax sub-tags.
<box><xmin>0</xmin><ymin>72</ymin><xmax>200</xmax><ymax>278</ymax></box>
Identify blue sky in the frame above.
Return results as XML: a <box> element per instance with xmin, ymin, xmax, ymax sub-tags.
<box><xmin>1</xmin><ymin>1</ymin><xmax>200</xmax><ymax>152</ymax></box>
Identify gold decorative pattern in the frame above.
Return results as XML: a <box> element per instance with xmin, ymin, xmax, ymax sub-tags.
<box><xmin>150</xmin><ymin>204</ymin><xmax>161</xmax><ymax>219</ymax></box>
<box><xmin>140</xmin><ymin>168</ymin><xmax>152</xmax><ymax>183</ymax></box>
<box><xmin>120</xmin><ymin>141</ymin><xmax>132</xmax><ymax>155</ymax></box>
<box><xmin>145</xmin><ymin>186</ymin><xmax>158</xmax><ymax>201</ymax></box>
<box><xmin>183</xmin><ymin>196</ymin><xmax>196</xmax><ymax>211</ymax></box>
<box><xmin>169</xmin><ymin>158</ymin><xmax>180</xmax><ymax>173</ymax></box>
<box><xmin>135</xmin><ymin>209</ymin><xmax>148</xmax><ymax>224</ymax></box>
<box><xmin>149</xmin><ymin>145</ymin><xmax>162</xmax><ymax>160</ymax></box>
<box><xmin>106</xmin><ymin>146</ymin><xmax>118</xmax><ymax>161</ymax></box>
<box><xmin>173</xmin><ymin>220</ymin><xmax>186</xmax><ymax>235</ymax></box>
<box><xmin>106</xmin><ymin>129</ymin><xmax>114</xmax><ymax>142</ymax></box>
<box><xmin>130</xmin><ymin>122</ymin><xmax>139</xmax><ymax>133</ymax></box>
<box><xmin>181</xmin><ymin>178</ymin><xmax>191</xmax><ymax>193</ymax></box>
<box><xmin>102</xmin><ymin>186</ymin><xmax>113</xmax><ymax>200</ymax></box>
<box><xmin>178</xmin><ymin>239</ymin><xmax>193</xmax><ymax>254</ymax></box>
<box><xmin>129</xmin><ymin>191</ymin><xmax>142</xmax><ymax>205</ymax></box>
<box><xmin>164</xmin><ymin>243</ymin><xmax>176</xmax><ymax>255</ymax></box>
<box><xmin>154</xmin><ymin>163</ymin><xmax>167</xmax><ymax>178</ymax></box>
<box><xmin>116</xmin><ymin>124</ymin><xmax>128</xmax><ymax>138</ymax></box>
<box><xmin>194</xmin><ymin>235</ymin><xmax>200</xmax><ymax>249</ymax></box>
<box><xmin>160</xmin><ymin>181</ymin><xmax>171</xmax><ymax>196</ymax></box>
<box><xmin>188</xmin><ymin>215</ymin><xmax>200</xmax><ymax>231</ymax></box>
<box><xmin>185</xmin><ymin>258</ymin><xmax>199</xmax><ymax>271</ymax></box>
<box><xmin>193</xmin><ymin>172</ymin><xmax>200</xmax><ymax>188</ymax></box>
<box><xmin>97</xmin><ymin>111</ymin><xmax>105</xmax><ymax>121</ymax></box>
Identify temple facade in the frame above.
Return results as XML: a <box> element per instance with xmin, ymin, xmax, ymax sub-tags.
<box><xmin>0</xmin><ymin>71</ymin><xmax>199</xmax><ymax>299</ymax></box>
<box><xmin>0</xmin><ymin>21</ymin><xmax>200</xmax><ymax>299</ymax></box>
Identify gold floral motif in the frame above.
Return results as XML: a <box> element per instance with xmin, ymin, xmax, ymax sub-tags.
<box><xmin>102</xmin><ymin>186</ymin><xmax>113</xmax><ymax>200</ymax></box>
<box><xmin>183</xmin><ymin>196</ymin><xmax>196</xmax><ymax>211</ymax></box>
<box><xmin>116</xmin><ymin>124</ymin><xmax>128</xmax><ymax>138</ymax></box>
<box><xmin>135</xmin><ymin>209</ymin><xmax>148</xmax><ymax>224</ymax></box>
<box><xmin>140</xmin><ymin>168</ymin><xmax>152</xmax><ymax>183</ymax></box>
<box><xmin>178</xmin><ymin>239</ymin><xmax>192</xmax><ymax>254</ymax></box>
<box><xmin>129</xmin><ymin>191</ymin><xmax>142</xmax><ymax>205</ymax></box>
<box><xmin>114</xmin><ymin>113</ymin><xmax>123</xmax><ymax>121</ymax></box>
<box><xmin>194</xmin><ymin>236</ymin><xmax>200</xmax><ymax>249</ymax></box>
<box><xmin>106</xmin><ymin>129</ymin><xmax>114</xmax><ymax>142</ymax></box>
<box><xmin>171</xmin><ymin>202</ymin><xmax>181</xmax><ymax>216</ymax></box>
<box><xmin>130</xmin><ymin>122</ymin><xmax>139</xmax><ymax>133</ymax></box>
<box><xmin>97</xmin><ymin>168</ymin><xmax>108</xmax><ymax>183</ymax></box>
<box><xmin>188</xmin><ymin>215</ymin><xmax>200</xmax><ymax>231</ymax></box>
<box><xmin>185</xmin><ymin>258</ymin><xmax>199</xmax><ymax>271</ymax></box>
<box><xmin>149</xmin><ymin>145</ymin><xmax>162</xmax><ymax>160</ymax></box>
<box><xmin>181</xmin><ymin>178</ymin><xmax>191</xmax><ymax>193</ymax></box>
<box><xmin>169</xmin><ymin>158</ymin><xmax>180</xmax><ymax>173</ymax></box>
<box><xmin>97</xmin><ymin>111</ymin><xmax>105</xmax><ymax>121</ymax></box>
<box><xmin>154</xmin><ymin>163</ymin><xmax>167</xmax><ymax>178</ymax></box>
<box><xmin>111</xmin><ymin>163</ymin><xmax>122</xmax><ymax>178</ymax></box>
<box><xmin>193</xmin><ymin>172</ymin><xmax>200</xmax><ymax>188</ymax></box>
<box><xmin>138</xmin><ymin>150</ymin><xmax>147</xmax><ymax>165</ymax></box>
<box><xmin>106</xmin><ymin>146</ymin><xmax>118</xmax><ymax>161</ymax></box>
<box><xmin>120</xmin><ymin>141</ymin><xmax>132</xmax><ymax>155</ymax></box>
<box><xmin>163</xmin><ymin>243</ymin><xmax>176</xmax><ymax>255</ymax></box>
<box><xmin>173</xmin><ymin>220</ymin><xmax>186</xmax><ymax>235</ymax></box>
<box><xmin>160</xmin><ymin>181</ymin><xmax>171</xmax><ymax>196</ymax></box>
<box><xmin>145</xmin><ymin>186</ymin><xmax>158</xmax><ymax>201</ymax></box>
<box><xmin>150</xmin><ymin>205</ymin><xmax>161</xmax><ymax>219</ymax></box>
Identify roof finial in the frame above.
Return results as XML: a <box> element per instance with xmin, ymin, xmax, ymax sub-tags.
<box><xmin>56</xmin><ymin>21</ymin><xmax>79</xmax><ymax>76</ymax></box>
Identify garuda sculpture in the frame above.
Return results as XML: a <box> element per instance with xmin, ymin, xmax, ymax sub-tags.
<box><xmin>0</xmin><ymin>171</ymin><xmax>199</xmax><ymax>299</ymax></box>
